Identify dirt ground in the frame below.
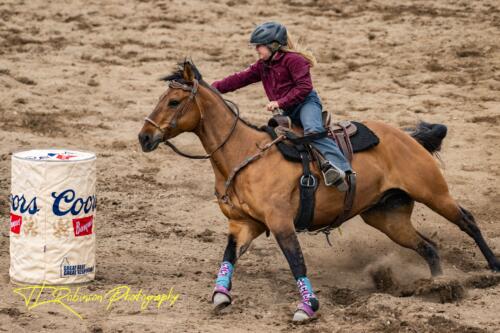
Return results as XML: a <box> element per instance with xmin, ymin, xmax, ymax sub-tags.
<box><xmin>1</xmin><ymin>0</ymin><xmax>500</xmax><ymax>332</ymax></box>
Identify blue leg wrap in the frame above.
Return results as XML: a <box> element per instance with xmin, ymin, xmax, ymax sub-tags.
<box><xmin>215</xmin><ymin>261</ymin><xmax>233</xmax><ymax>289</ymax></box>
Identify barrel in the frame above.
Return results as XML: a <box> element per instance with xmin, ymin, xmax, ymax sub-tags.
<box><xmin>9</xmin><ymin>149</ymin><xmax>96</xmax><ymax>284</ymax></box>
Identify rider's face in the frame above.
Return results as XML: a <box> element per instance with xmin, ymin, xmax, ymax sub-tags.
<box><xmin>255</xmin><ymin>44</ymin><xmax>271</xmax><ymax>61</ymax></box>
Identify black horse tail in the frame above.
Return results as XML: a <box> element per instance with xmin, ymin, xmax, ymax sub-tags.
<box><xmin>408</xmin><ymin>121</ymin><xmax>448</xmax><ymax>154</ymax></box>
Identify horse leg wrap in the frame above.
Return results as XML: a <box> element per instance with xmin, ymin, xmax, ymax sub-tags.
<box><xmin>296</xmin><ymin>276</ymin><xmax>319</xmax><ymax>317</ymax></box>
<box><xmin>213</xmin><ymin>261</ymin><xmax>234</xmax><ymax>300</ymax></box>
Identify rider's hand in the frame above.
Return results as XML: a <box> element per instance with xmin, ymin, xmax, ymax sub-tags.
<box><xmin>266</xmin><ymin>101</ymin><xmax>280</xmax><ymax>111</ymax></box>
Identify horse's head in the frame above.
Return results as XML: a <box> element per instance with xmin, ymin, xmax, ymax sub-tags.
<box><xmin>139</xmin><ymin>59</ymin><xmax>204</xmax><ymax>152</ymax></box>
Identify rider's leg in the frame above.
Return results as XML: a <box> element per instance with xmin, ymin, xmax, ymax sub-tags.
<box><xmin>298</xmin><ymin>98</ymin><xmax>352</xmax><ymax>172</ymax></box>
<box><xmin>298</xmin><ymin>98</ymin><xmax>352</xmax><ymax>189</ymax></box>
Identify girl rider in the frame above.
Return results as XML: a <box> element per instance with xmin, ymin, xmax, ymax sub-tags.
<box><xmin>211</xmin><ymin>21</ymin><xmax>353</xmax><ymax>191</ymax></box>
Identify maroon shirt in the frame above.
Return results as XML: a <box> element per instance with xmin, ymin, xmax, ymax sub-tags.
<box><xmin>211</xmin><ymin>51</ymin><xmax>313</xmax><ymax>110</ymax></box>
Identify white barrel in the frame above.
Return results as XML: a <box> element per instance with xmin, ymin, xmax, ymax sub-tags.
<box><xmin>10</xmin><ymin>149</ymin><xmax>96</xmax><ymax>284</ymax></box>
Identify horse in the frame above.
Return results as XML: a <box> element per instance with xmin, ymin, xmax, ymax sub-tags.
<box><xmin>138</xmin><ymin>59</ymin><xmax>499</xmax><ymax>322</ymax></box>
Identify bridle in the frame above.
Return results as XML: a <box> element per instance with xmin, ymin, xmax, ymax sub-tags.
<box><xmin>143</xmin><ymin>78</ymin><xmax>240</xmax><ymax>159</ymax></box>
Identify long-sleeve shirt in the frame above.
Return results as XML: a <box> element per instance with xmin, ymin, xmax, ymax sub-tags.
<box><xmin>211</xmin><ymin>51</ymin><xmax>313</xmax><ymax>110</ymax></box>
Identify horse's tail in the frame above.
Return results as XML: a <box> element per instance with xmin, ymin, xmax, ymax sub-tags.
<box><xmin>408</xmin><ymin>121</ymin><xmax>448</xmax><ymax>154</ymax></box>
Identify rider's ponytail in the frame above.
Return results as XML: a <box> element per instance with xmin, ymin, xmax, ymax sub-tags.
<box><xmin>281</xmin><ymin>31</ymin><xmax>317</xmax><ymax>68</ymax></box>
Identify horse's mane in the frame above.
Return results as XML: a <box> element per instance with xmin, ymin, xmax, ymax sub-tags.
<box><xmin>160</xmin><ymin>58</ymin><xmax>265</xmax><ymax>133</ymax></box>
<box><xmin>160</xmin><ymin>58</ymin><xmax>203</xmax><ymax>84</ymax></box>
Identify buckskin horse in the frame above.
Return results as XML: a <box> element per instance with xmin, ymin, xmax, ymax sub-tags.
<box><xmin>138</xmin><ymin>59</ymin><xmax>499</xmax><ymax>322</ymax></box>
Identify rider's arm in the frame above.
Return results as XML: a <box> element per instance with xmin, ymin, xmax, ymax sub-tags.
<box><xmin>211</xmin><ymin>61</ymin><xmax>262</xmax><ymax>93</ymax></box>
<box><xmin>276</xmin><ymin>54</ymin><xmax>313</xmax><ymax>109</ymax></box>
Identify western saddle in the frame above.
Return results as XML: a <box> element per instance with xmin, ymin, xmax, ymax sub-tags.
<box><xmin>264</xmin><ymin>109</ymin><xmax>357</xmax><ymax>245</ymax></box>
<box><xmin>268</xmin><ymin>109</ymin><xmax>358</xmax><ymax>163</ymax></box>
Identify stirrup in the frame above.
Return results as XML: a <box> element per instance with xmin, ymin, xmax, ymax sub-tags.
<box><xmin>321</xmin><ymin>163</ymin><xmax>347</xmax><ymax>192</ymax></box>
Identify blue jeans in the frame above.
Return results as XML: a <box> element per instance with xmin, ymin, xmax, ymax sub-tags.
<box><xmin>283</xmin><ymin>90</ymin><xmax>352</xmax><ymax>173</ymax></box>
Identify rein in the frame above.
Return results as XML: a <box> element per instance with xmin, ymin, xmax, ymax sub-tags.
<box><xmin>144</xmin><ymin>79</ymin><xmax>240</xmax><ymax>160</ymax></box>
<box><xmin>215</xmin><ymin>133</ymin><xmax>286</xmax><ymax>207</ymax></box>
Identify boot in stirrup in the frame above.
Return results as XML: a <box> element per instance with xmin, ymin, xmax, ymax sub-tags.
<box><xmin>321</xmin><ymin>161</ymin><xmax>348</xmax><ymax>192</ymax></box>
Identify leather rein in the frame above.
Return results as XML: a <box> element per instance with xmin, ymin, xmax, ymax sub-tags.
<box><xmin>143</xmin><ymin>79</ymin><xmax>240</xmax><ymax>160</ymax></box>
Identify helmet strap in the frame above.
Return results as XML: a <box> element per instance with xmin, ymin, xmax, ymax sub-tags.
<box><xmin>265</xmin><ymin>42</ymin><xmax>281</xmax><ymax>62</ymax></box>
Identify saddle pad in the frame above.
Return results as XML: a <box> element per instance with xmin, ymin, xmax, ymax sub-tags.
<box><xmin>261</xmin><ymin>121</ymin><xmax>379</xmax><ymax>163</ymax></box>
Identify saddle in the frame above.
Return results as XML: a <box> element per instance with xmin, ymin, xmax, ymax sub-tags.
<box><xmin>268</xmin><ymin>110</ymin><xmax>357</xmax><ymax>163</ymax></box>
<box><xmin>264</xmin><ymin>109</ymin><xmax>379</xmax><ymax>244</ymax></box>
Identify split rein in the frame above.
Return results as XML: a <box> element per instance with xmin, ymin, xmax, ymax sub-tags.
<box><xmin>143</xmin><ymin>79</ymin><xmax>286</xmax><ymax>202</ymax></box>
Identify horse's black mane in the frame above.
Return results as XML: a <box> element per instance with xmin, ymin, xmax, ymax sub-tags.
<box><xmin>160</xmin><ymin>58</ymin><xmax>265</xmax><ymax>132</ymax></box>
<box><xmin>160</xmin><ymin>58</ymin><xmax>203</xmax><ymax>84</ymax></box>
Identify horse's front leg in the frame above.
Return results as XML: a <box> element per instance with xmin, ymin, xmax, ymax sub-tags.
<box><xmin>212</xmin><ymin>219</ymin><xmax>265</xmax><ymax>310</ymax></box>
<box><xmin>268</xmin><ymin>212</ymin><xmax>319</xmax><ymax>322</ymax></box>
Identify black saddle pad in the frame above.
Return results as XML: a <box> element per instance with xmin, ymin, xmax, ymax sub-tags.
<box><xmin>261</xmin><ymin>121</ymin><xmax>379</xmax><ymax>163</ymax></box>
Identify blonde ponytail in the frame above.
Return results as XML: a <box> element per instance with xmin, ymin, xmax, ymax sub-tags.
<box><xmin>281</xmin><ymin>31</ymin><xmax>317</xmax><ymax>67</ymax></box>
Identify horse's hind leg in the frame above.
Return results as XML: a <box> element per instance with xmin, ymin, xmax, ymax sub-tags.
<box><xmin>361</xmin><ymin>191</ymin><xmax>443</xmax><ymax>276</ymax></box>
<box><xmin>422</xmin><ymin>193</ymin><xmax>500</xmax><ymax>272</ymax></box>
<box><xmin>458</xmin><ymin>206</ymin><xmax>500</xmax><ymax>271</ymax></box>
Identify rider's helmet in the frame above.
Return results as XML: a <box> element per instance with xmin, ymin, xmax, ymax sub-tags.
<box><xmin>250</xmin><ymin>22</ymin><xmax>287</xmax><ymax>53</ymax></box>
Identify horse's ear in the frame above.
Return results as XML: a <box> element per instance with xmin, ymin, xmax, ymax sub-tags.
<box><xmin>182</xmin><ymin>58</ymin><xmax>195</xmax><ymax>82</ymax></box>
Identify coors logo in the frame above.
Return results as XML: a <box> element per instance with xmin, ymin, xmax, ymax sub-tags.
<box><xmin>72</xmin><ymin>215</ymin><xmax>93</xmax><ymax>237</ymax></box>
<box><xmin>10</xmin><ymin>213</ymin><xmax>22</xmax><ymax>234</ymax></box>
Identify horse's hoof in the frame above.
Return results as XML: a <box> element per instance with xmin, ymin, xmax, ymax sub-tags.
<box><xmin>293</xmin><ymin>309</ymin><xmax>312</xmax><ymax>322</ymax></box>
<box><xmin>212</xmin><ymin>285</ymin><xmax>232</xmax><ymax>311</ymax></box>
<box><xmin>489</xmin><ymin>260</ymin><xmax>500</xmax><ymax>272</ymax></box>
<box><xmin>213</xmin><ymin>292</ymin><xmax>231</xmax><ymax>310</ymax></box>
<box><xmin>293</xmin><ymin>302</ymin><xmax>315</xmax><ymax>322</ymax></box>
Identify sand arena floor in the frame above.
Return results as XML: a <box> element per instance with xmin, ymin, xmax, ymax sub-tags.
<box><xmin>0</xmin><ymin>0</ymin><xmax>499</xmax><ymax>332</ymax></box>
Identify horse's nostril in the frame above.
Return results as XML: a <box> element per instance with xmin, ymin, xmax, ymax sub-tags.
<box><xmin>139</xmin><ymin>133</ymin><xmax>151</xmax><ymax>146</ymax></box>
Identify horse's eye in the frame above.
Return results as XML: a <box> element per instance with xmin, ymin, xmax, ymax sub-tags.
<box><xmin>168</xmin><ymin>100</ymin><xmax>180</xmax><ymax>108</ymax></box>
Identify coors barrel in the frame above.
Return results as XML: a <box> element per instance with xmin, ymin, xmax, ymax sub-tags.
<box><xmin>9</xmin><ymin>149</ymin><xmax>96</xmax><ymax>284</ymax></box>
